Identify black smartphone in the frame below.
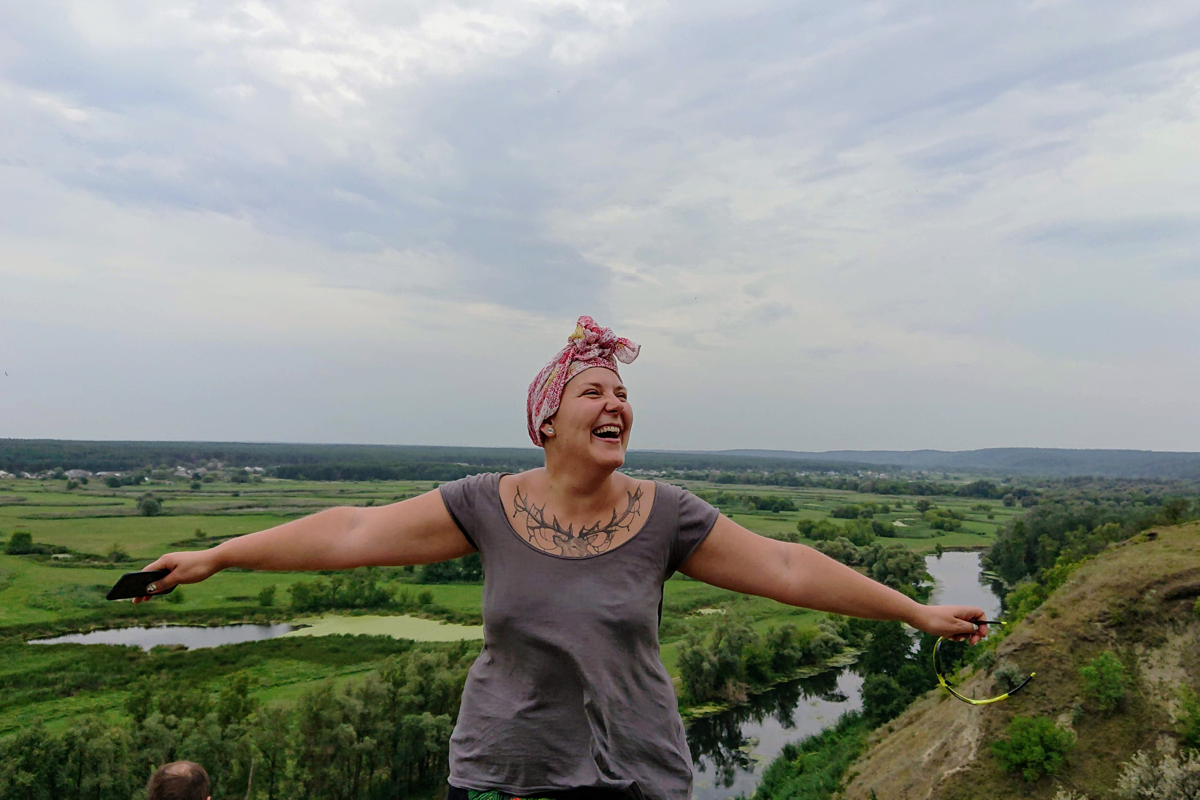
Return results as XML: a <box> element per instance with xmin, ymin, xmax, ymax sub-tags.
<box><xmin>106</xmin><ymin>569</ymin><xmax>174</xmax><ymax>601</ymax></box>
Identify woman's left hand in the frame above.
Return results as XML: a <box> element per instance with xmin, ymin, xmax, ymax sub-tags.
<box><xmin>911</xmin><ymin>605</ymin><xmax>989</xmax><ymax>645</ymax></box>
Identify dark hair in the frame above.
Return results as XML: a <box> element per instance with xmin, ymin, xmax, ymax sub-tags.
<box><xmin>146</xmin><ymin>761</ymin><xmax>210</xmax><ymax>800</ymax></box>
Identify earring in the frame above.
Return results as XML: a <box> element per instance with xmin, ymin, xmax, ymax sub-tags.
<box><xmin>546</xmin><ymin>427</ymin><xmax>554</xmax><ymax>435</ymax></box>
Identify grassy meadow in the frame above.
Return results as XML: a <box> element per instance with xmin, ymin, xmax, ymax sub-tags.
<box><xmin>0</xmin><ymin>473</ymin><xmax>1016</xmax><ymax>737</ymax></box>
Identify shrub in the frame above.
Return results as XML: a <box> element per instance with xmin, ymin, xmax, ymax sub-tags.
<box><xmin>65</xmin><ymin>479</ymin><xmax>79</xmax><ymax>490</ymax></box>
<box><xmin>991</xmin><ymin>715</ymin><xmax>1074</xmax><ymax>782</ymax></box>
<box><xmin>1079</xmin><ymin>651</ymin><xmax>1128</xmax><ymax>715</ymax></box>
<box><xmin>1115</xmin><ymin>749</ymin><xmax>1200</xmax><ymax>799</ymax></box>
<box><xmin>994</xmin><ymin>660</ymin><xmax>1027</xmax><ymax>692</ymax></box>
<box><xmin>166</xmin><ymin>589</ymin><xmax>185</xmax><ymax>605</ymax></box>
<box><xmin>1004</xmin><ymin>579</ymin><xmax>1046</xmax><ymax>623</ymax></box>
<box><xmin>105</xmin><ymin>476</ymin><xmax>122</xmax><ymax>488</ymax></box>
<box><xmin>1177</xmin><ymin>688</ymin><xmax>1200</xmax><ymax>752</ymax></box>
<box><xmin>830</xmin><ymin>504</ymin><xmax>861</xmax><ymax>519</ymax></box>
<box><xmin>107</xmin><ymin>543</ymin><xmax>130</xmax><ymax>563</ymax></box>
<box><xmin>258</xmin><ymin>585</ymin><xmax>277</xmax><ymax>607</ymax></box>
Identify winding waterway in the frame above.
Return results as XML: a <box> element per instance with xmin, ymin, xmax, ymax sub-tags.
<box><xmin>687</xmin><ymin>550</ymin><xmax>1001</xmax><ymax>799</ymax></box>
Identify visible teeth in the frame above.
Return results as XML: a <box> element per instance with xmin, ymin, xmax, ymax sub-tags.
<box><xmin>593</xmin><ymin>425</ymin><xmax>621</xmax><ymax>436</ymax></box>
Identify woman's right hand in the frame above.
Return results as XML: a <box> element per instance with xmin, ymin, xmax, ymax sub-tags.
<box><xmin>132</xmin><ymin>550</ymin><xmax>223</xmax><ymax>603</ymax></box>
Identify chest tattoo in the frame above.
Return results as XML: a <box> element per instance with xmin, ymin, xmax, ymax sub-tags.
<box><xmin>511</xmin><ymin>486</ymin><xmax>644</xmax><ymax>557</ymax></box>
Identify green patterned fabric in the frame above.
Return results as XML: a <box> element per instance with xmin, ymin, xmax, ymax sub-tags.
<box><xmin>468</xmin><ymin>790</ymin><xmax>556</xmax><ymax>800</ymax></box>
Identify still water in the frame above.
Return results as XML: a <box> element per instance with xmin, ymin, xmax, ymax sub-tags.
<box><xmin>29</xmin><ymin>623</ymin><xmax>297</xmax><ymax>651</ymax></box>
<box><xmin>687</xmin><ymin>550</ymin><xmax>1001</xmax><ymax>799</ymax></box>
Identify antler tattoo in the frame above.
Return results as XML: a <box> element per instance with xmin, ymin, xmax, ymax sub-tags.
<box><xmin>512</xmin><ymin>486</ymin><xmax>644</xmax><ymax>557</ymax></box>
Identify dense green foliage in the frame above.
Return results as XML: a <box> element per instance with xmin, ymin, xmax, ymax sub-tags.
<box><xmin>985</xmin><ymin>492</ymin><xmax>1196</xmax><ymax>585</ymax></box>
<box><xmin>288</xmin><ymin>569</ymin><xmax>395</xmax><ymax>612</ymax></box>
<box><xmin>860</xmin><ymin>674</ymin><xmax>911</xmax><ymax>725</ymax></box>
<box><xmin>990</xmin><ymin>715</ymin><xmax>1074</xmax><ymax>782</ymax></box>
<box><xmin>676</xmin><ymin>616</ymin><xmax>848</xmax><ymax>704</ymax></box>
<box><xmin>810</xmin><ymin>541</ymin><xmax>932</xmax><ymax>599</ymax></box>
<box><xmin>420</xmin><ymin>554</ymin><xmax>483</xmax><ymax>584</ymax></box>
<box><xmin>1178</xmin><ymin>688</ymin><xmax>1200</xmax><ymax>752</ymax></box>
<box><xmin>748</xmin><ymin>712</ymin><xmax>870</xmax><ymax>800</ymax></box>
<box><xmin>1078</xmin><ymin>651</ymin><xmax>1128</xmax><ymax>716</ymax></box>
<box><xmin>0</xmin><ymin>646</ymin><xmax>470</xmax><ymax>800</ymax></box>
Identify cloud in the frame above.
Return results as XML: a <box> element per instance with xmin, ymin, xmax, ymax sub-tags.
<box><xmin>3</xmin><ymin>0</ymin><xmax>1200</xmax><ymax>449</ymax></box>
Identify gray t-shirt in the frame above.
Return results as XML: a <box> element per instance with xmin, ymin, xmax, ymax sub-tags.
<box><xmin>439</xmin><ymin>472</ymin><xmax>720</xmax><ymax>800</ymax></box>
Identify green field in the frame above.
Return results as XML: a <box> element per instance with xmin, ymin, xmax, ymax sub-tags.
<box><xmin>0</xmin><ymin>474</ymin><xmax>1010</xmax><ymax>736</ymax></box>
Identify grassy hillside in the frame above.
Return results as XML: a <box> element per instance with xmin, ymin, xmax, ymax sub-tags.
<box><xmin>841</xmin><ymin>523</ymin><xmax>1200</xmax><ymax>799</ymax></box>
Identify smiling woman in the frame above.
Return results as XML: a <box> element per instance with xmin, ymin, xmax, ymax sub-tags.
<box><xmin>136</xmin><ymin>315</ymin><xmax>990</xmax><ymax>800</ymax></box>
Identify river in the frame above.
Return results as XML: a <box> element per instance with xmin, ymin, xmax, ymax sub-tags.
<box><xmin>28</xmin><ymin>614</ymin><xmax>484</xmax><ymax>650</ymax></box>
<box><xmin>687</xmin><ymin>550</ymin><xmax>1001</xmax><ymax>799</ymax></box>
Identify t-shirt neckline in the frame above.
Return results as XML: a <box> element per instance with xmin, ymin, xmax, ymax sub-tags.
<box><xmin>494</xmin><ymin>472</ymin><xmax>664</xmax><ymax>561</ymax></box>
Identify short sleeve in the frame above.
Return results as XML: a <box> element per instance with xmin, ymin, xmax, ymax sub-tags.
<box><xmin>438</xmin><ymin>472</ymin><xmax>500</xmax><ymax>551</ymax></box>
<box><xmin>667</xmin><ymin>486</ymin><xmax>720</xmax><ymax>574</ymax></box>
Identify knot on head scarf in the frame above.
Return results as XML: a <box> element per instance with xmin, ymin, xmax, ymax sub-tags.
<box><xmin>527</xmin><ymin>316</ymin><xmax>640</xmax><ymax>447</ymax></box>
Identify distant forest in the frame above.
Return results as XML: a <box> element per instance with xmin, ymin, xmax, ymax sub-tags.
<box><xmin>720</xmin><ymin>447</ymin><xmax>1200</xmax><ymax>479</ymax></box>
<box><xmin>4</xmin><ymin>439</ymin><xmax>1199</xmax><ymax>480</ymax></box>
<box><xmin>0</xmin><ymin>439</ymin><xmax>870</xmax><ymax>480</ymax></box>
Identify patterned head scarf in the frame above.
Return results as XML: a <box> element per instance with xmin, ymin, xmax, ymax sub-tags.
<box><xmin>527</xmin><ymin>316</ymin><xmax>640</xmax><ymax>447</ymax></box>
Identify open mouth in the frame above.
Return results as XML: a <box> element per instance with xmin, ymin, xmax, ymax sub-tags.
<box><xmin>592</xmin><ymin>425</ymin><xmax>622</xmax><ymax>441</ymax></box>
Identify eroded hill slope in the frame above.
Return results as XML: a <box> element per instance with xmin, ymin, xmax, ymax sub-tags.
<box><xmin>843</xmin><ymin>523</ymin><xmax>1200</xmax><ymax>800</ymax></box>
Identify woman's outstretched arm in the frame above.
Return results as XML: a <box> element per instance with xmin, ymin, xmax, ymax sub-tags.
<box><xmin>134</xmin><ymin>490</ymin><xmax>473</xmax><ymax>601</ymax></box>
<box><xmin>679</xmin><ymin>515</ymin><xmax>989</xmax><ymax>644</ymax></box>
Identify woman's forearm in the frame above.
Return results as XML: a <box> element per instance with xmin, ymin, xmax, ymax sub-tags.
<box><xmin>784</xmin><ymin>545</ymin><xmax>927</xmax><ymax>627</ymax></box>
<box><xmin>211</xmin><ymin>506</ymin><xmax>360</xmax><ymax>572</ymax></box>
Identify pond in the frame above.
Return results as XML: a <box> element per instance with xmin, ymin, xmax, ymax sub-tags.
<box><xmin>29</xmin><ymin>623</ymin><xmax>298</xmax><ymax>651</ymax></box>
<box><xmin>687</xmin><ymin>550</ymin><xmax>1001</xmax><ymax>799</ymax></box>
<box><xmin>28</xmin><ymin>614</ymin><xmax>484</xmax><ymax>651</ymax></box>
<box><xmin>284</xmin><ymin>614</ymin><xmax>483</xmax><ymax>641</ymax></box>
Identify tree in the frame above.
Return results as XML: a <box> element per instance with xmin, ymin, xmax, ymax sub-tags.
<box><xmin>991</xmin><ymin>715</ymin><xmax>1074</xmax><ymax>781</ymax></box>
<box><xmin>5</xmin><ymin>531</ymin><xmax>35</xmax><ymax>555</ymax></box>
<box><xmin>861</xmin><ymin>674</ymin><xmax>911</xmax><ymax>724</ymax></box>
<box><xmin>860</xmin><ymin>621</ymin><xmax>912</xmax><ymax>678</ymax></box>
<box><xmin>137</xmin><ymin>494</ymin><xmax>162</xmax><ymax>516</ymax></box>
<box><xmin>841</xmin><ymin>519</ymin><xmax>875</xmax><ymax>547</ymax></box>
<box><xmin>915</xmin><ymin>499</ymin><xmax>932</xmax><ymax>513</ymax></box>
<box><xmin>864</xmin><ymin>545</ymin><xmax>931</xmax><ymax>598</ymax></box>
<box><xmin>258</xmin><ymin>584</ymin><xmax>277</xmax><ymax>607</ymax></box>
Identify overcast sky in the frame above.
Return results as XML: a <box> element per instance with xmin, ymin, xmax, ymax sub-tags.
<box><xmin>3</xmin><ymin>1</ymin><xmax>1199</xmax><ymax>452</ymax></box>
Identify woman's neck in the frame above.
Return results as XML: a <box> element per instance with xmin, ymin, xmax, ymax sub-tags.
<box><xmin>538</xmin><ymin>456</ymin><xmax>625</xmax><ymax>517</ymax></box>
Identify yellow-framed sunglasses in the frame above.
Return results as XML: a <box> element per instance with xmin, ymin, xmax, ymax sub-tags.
<box><xmin>934</xmin><ymin>620</ymin><xmax>1036</xmax><ymax>706</ymax></box>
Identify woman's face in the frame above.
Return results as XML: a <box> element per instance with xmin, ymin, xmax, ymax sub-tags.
<box><xmin>544</xmin><ymin>367</ymin><xmax>633</xmax><ymax>469</ymax></box>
